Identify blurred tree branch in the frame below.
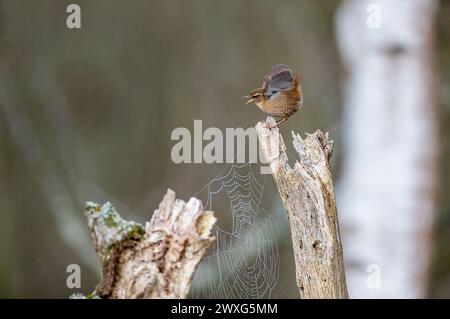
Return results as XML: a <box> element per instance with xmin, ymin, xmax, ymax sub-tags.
<box><xmin>0</xmin><ymin>61</ymin><xmax>99</xmax><ymax>272</ymax></box>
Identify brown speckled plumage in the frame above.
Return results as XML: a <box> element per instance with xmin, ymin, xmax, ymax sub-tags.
<box><xmin>243</xmin><ymin>64</ymin><xmax>303</xmax><ymax>127</ymax></box>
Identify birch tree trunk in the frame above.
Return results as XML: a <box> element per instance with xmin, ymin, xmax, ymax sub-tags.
<box><xmin>336</xmin><ymin>0</ymin><xmax>439</xmax><ymax>298</ymax></box>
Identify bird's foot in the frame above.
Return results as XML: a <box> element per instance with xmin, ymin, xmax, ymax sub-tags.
<box><xmin>275</xmin><ymin>118</ymin><xmax>288</xmax><ymax>127</ymax></box>
<box><xmin>264</xmin><ymin>116</ymin><xmax>277</xmax><ymax>129</ymax></box>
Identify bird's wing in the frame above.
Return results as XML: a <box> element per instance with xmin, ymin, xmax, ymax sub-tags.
<box><xmin>263</xmin><ymin>64</ymin><xmax>294</xmax><ymax>93</ymax></box>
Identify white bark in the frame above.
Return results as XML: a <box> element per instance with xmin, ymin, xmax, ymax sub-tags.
<box><xmin>336</xmin><ymin>0</ymin><xmax>438</xmax><ymax>298</ymax></box>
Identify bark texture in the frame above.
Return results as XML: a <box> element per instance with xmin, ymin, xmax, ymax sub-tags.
<box><xmin>76</xmin><ymin>189</ymin><xmax>216</xmax><ymax>299</ymax></box>
<box><xmin>256</xmin><ymin>119</ymin><xmax>348</xmax><ymax>299</ymax></box>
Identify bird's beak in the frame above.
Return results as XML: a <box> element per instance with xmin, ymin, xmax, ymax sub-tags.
<box><xmin>241</xmin><ymin>95</ymin><xmax>254</xmax><ymax>106</ymax></box>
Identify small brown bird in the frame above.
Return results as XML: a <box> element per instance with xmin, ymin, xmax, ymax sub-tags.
<box><xmin>243</xmin><ymin>64</ymin><xmax>302</xmax><ymax>127</ymax></box>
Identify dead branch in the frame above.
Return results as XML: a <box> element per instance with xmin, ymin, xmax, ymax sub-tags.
<box><xmin>74</xmin><ymin>189</ymin><xmax>216</xmax><ymax>299</ymax></box>
<box><xmin>255</xmin><ymin>119</ymin><xmax>348</xmax><ymax>299</ymax></box>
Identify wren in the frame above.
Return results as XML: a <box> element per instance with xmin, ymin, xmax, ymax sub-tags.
<box><xmin>243</xmin><ymin>64</ymin><xmax>303</xmax><ymax>127</ymax></box>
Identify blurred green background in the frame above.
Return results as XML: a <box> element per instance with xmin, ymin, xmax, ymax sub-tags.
<box><xmin>0</xmin><ymin>0</ymin><xmax>448</xmax><ymax>298</ymax></box>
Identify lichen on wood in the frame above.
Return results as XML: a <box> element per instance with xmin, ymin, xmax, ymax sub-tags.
<box><xmin>74</xmin><ymin>189</ymin><xmax>216</xmax><ymax>299</ymax></box>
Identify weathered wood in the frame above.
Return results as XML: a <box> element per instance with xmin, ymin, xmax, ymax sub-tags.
<box><xmin>256</xmin><ymin>118</ymin><xmax>348</xmax><ymax>299</ymax></box>
<box><xmin>76</xmin><ymin>189</ymin><xmax>216</xmax><ymax>299</ymax></box>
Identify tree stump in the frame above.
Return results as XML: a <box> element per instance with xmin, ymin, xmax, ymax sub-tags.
<box><xmin>256</xmin><ymin>119</ymin><xmax>348</xmax><ymax>299</ymax></box>
<box><xmin>74</xmin><ymin>189</ymin><xmax>216</xmax><ymax>299</ymax></box>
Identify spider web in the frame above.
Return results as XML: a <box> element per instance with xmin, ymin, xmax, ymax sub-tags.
<box><xmin>190</xmin><ymin>163</ymin><xmax>280</xmax><ymax>298</ymax></box>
